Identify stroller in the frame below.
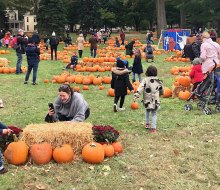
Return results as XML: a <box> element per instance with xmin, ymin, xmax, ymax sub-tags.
<box><xmin>184</xmin><ymin>61</ymin><xmax>220</xmax><ymax>115</ymax></box>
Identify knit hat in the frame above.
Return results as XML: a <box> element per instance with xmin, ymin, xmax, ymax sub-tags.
<box><xmin>52</xmin><ymin>31</ymin><xmax>56</xmax><ymax>36</ymax></box>
<box><xmin>192</xmin><ymin>58</ymin><xmax>201</xmax><ymax>65</ymax></box>
<box><xmin>18</xmin><ymin>29</ymin><xmax>24</xmax><ymax>33</ymax></box>
<box><xmin>73</xmin><ymin>51</ymin><xmax>77</xmax><ymax>55</ymax></box>
<box><xmin>116</xmin><ymin>60</ymin><xmax>125</xmax><ymax>68</ymax></box>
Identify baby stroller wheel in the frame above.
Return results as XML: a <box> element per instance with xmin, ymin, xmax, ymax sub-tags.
<box><xmin>203</xmin><ymin>107</ymin><xmax>212</xmax><ymax>115</ymax></box>
<box><xmin>184</xmin><ymin>104</ymin><xmax>193</xmax><ymax>111</ymax></box>
<box><xmin>215</xmin><ymin>106</ymin><xmax>220</xmax><ymax>113</ymax></box>
<box><xmin>197</xmin><ymin>102</ymin><xmax>205</xmax><ymax>110</ymax></box>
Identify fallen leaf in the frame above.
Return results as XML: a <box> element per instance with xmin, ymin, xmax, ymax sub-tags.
<box><xmin>188</xmin><ymin>145</ymin><xmax>195</xmax><ymax>149</ymax></box>
<box><xmin>173</xmin><ymin>149</ymin><xmax>180</xmax><ymax>156</ymax></box>
<box><xmin>150</xmin><ymin>154</ymin><xmax>153</xmax><ymax>158</ymax></box>
<box><xmin>56</xmin><ymin>176</ymin><xmax>62</xmax><ymax>183</ymax></box>
<box><xmin>163</xmin><ymin>138</ymin><xmax>170</xmax><ymax>141</ymax></box>
<box><xmin>88</xmin><ymin>166</ymin><xmax>95</xmax><ymax>170</ymax></box>
<box><xmin>36</xmin><ymin>184</ymin><xmax>46</xmax><ymax>190</ymax></box>
<box><xmin>102</xmin><ymin>165</ymin><xmax>111</xmax><ymax>171</ymax></box>
<box><xmin>103</xmin><ymin>172</ymin><xmax>109</xmax><ymax>176</ymax></box>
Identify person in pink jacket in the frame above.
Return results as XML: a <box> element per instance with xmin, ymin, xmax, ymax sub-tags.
<box><xmin>200</xmin><ymin>31</ymin><xmax>220</xmax><ymax>74</ymax></box>
<box><xmin>189</xmin><ymin>58</ymin><xmax>203</xmax><ymax>99</ymax></box>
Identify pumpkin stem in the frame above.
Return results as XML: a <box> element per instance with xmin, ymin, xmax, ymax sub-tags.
<box><xmin>105</xmin><ymin>139</ymin><xmax>110</xmax><ymax>145</ymax></box>
<box><xmin>90</xmin><ymin>143</ymin><xmax>96</xmax><ymax>147</ymax></box>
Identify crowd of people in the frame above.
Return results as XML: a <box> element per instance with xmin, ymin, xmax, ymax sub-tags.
<box><xmin>0</xmin><ymin>27</ymin><xmax>220</xmax><ymax>174</ymax></box>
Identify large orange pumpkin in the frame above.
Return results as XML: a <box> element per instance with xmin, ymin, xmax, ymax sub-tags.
<box><xmin>53</xmin><ymin>144</ymin><xmax>74</xmax><ymax>163</ymax></box>
<box><xmin>111</xmin><ymin>142</ymin><xmax>123</xmax><ymax>154</ymax></box>
<box><xmin>30</xmin><ymin>143</ymin><xmax>53</xmax><ymax>165</ymax></box>
<box><xmin>82</xmin><ymin>142</ymin><xmax>104</xmax><ymax>164</ymax></box>
<box><xmin>4</xmin><ymin>141</ymin><xmax>28</xmax><ymax>165</ymax></box>
<box><xmin>102</xmin><ymin>144</ymin><xmax>115</xmax><ymax>158</ymax></box>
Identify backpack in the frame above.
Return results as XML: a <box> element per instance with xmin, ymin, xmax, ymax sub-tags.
<box><xmin>191</xmin><ymin>42</ymin><xmax>201</xmax><ymax>58</ymax></box>
<box><xmin>146</xmin><ymin>46</ymin><xmax>153</xmax><ymax>54</ymax></box>
<box><xmin>50</xmin><ymin>37</ymin><xmax>58</xmax><ymax>46</ymax></box>
<box><xmin>10</xmin><ymin>37</ymin><xmax>18</xmax><ymax>50</ymax></box>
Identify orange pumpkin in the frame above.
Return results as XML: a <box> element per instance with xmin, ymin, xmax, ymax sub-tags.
<box><xmin>82</xmin><ymin>142</ymin><xmax>104</xmax><ymax>164</ymax></box>
<box><xmin>102</xmin><ymin>144</ymin><xmax>115</xmax><ymax>157</ymax></box>
<box><xmin>163</xmin><ymin>87</ymin><xmax>172</xmax><ymax>98</ymax></box>
<box><xmin>111</xmin><ymin>142</ymin><xmax>123</xmax><ymax>154</ymax></box>
<box><xmin>99</xmin><ymin>85</ymin><xmax>105</xmax><ymax>90</ymax></box>
<box><xmin>178</xmin><ymin>76</ymin><xmax>191</xmax><ymax>87</ymax></box>
<box><xmin>53</xmin><ymin>144</ymin><xmax>74</xmax><ymax>163</ymax></box>
<box><xmin>43</xmin><ymin>79</ymin><xmax>49</xmax><ymax>83</ymax></box>
<box><xmin>178</xmin><ymin>90</ymin><xmax>191</xmax><ymax>100</ymax></box>
<box><xmin>93</xmin><ymin>77</ymin><xmax>102</xmax><ymax>85</ymax></box>
<box><xmin>130</xmin><ymin>101</ymin><xmax>139</xmax><ymax>109</ymax></box>
<box><xmin>30</xmin><ymin>143</ymin><xmax>53</xmax><ymax>165</ymax></box>
<box><xmin>73</xmin><ymin>86</ymin><xmax>80</xmax><ymax>92</ymax></box>
<box><xmin>83</xmin><ymin>85</ymin><xmax>89</xmax><ymax>90</ymax></box>
<box><xmin>4</xmin><ymin>141</ymin><xmax>28</xmax><ymax>165</ymax></box>
<box><xmin>107</xmin><ymin>88</ymin><xmax>115</xmax><ymax>97</ymax></box>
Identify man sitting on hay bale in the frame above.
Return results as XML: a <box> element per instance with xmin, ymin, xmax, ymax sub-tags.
<box><xmin>45</xmin><ymin>84</ymin><xmax>90</xmax><ymax>122</ymax></box>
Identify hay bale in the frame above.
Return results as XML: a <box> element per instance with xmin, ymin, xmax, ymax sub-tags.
<box><xmin>20</xmin><ymin>122</ymin><xmax>93</xmax><ymax>155</ymax></box>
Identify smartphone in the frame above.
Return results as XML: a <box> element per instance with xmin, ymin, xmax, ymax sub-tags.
<box><xmin>48</xmin><ymin>103</ymin><xmax>55</xmax><ymax>112</ymax></box>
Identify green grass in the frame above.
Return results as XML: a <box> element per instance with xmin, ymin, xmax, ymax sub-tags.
<box><xmin>0</xmin><ymin>33</ymin><xmax>220</xmax><ymax>190</ymax></box>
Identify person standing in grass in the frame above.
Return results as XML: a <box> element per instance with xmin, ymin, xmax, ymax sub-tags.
<box><xmin>24</xmin><ymin>38</ymin><xmax>40</xmax><ymax>85</ymax></box>
<box><xmin>76</xmin><ymin>33</ymin><xmax>85</xmax><ymax>58</ymax></box>
<box><xmin>0</xmin><ymin>122</ymin><xmax>13</xmax><ymax>174</ymax></box>
<box><xmin>132</xmin><ymin>48</ymin><xmax>143</xmax><ymax>83</ymax></box>
<box><xmin>89</xmin><ymin>33</ymin><xmax>98</xmax><ymax>58</ymax></box>
<box><xmin>49</xmin><ymin>32</ymin><xmax>59</xmax><ymax>61</ymax></box>
<box><xmin>111</xmin><ymin>60</ymin><xmax>134</xmax><ymax>112</ymax></box>
<box><xmin>134</xmin><ymin>65</ymin><xmax>163</xmax><ymax>133</ymax></box>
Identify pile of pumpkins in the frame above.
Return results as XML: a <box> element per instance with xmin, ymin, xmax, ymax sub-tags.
<box><xmin>3</xmin><ymin>140</ymin><xmax>123</xmax><ymax>165</ymax></box>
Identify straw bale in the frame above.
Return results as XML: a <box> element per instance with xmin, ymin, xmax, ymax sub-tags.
<box><xmin>20</xmin><ymin>122</ymin><xmax>93</xmax><ymax>155</ymax></box>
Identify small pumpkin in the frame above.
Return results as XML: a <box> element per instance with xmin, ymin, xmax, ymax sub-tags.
<box><xmin>4</xmin><ymin>141</ymin><xmax>28</xmax><ymax>165</ymax></box>
<box><xmin>112</xmin><ymin>142</ymin><xmax>123</xmax><ymax>154</ymax></box>
<box><xmin>30</xmin><ymin>143</ymin><xmax>53</xmax><ymax>165</ymax></box>
<box><xmin>130</xmin><ymin>101</ymin><xmax>139</xmax><ymax>110</ymax></box>
<box><xmin>178</xmin><ymin>90</ymin><xmax>190</xmax><ymax>100</ymax></box>
<box><xmin>53</xmin><ymin>144</ymin><xmax>74</xmax><ymax>163</ymax></box>
<box><xmin>163</xmin><ymin>87</ymin><xmax>172</xmax><ymax>98</ymax></box>
<box><xmin>82</xmin><ymin>142</ymin><xmax>104</xmax><ymax>164</ymax></box>
<box><xmin>102</xmin><ymin>144</ymin><xmax>115</xmax><ymax>157</ymax></box>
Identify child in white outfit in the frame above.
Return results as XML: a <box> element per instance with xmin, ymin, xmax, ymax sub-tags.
<box><xmin>134</xmin><ymin>65</ymin><xmax>163</xmax><ymax>133</ymax></box>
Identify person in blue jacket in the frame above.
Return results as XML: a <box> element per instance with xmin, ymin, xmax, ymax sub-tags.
<box><xmin>24</xmin><ymin>37</ymin><xmax>40</xmax><ymax>85</ymax></box>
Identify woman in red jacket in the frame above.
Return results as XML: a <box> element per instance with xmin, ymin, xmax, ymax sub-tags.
<box><xmin>189</xmin><ymin>58</ymin><xmax>203</xmax><ymax>99</ymax></box>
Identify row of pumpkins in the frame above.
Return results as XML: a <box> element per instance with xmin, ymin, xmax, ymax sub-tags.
<box><xmin>4</xmin><ymin>141</ymin><xmax>123</xmax><ymax>165</ymax></box>
<box><xmin>0</xmin><ymin>66</ymin><xmax>27</xmax><ymax>74</ymax></box>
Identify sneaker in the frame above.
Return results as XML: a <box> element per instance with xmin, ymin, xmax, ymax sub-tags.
<box><xmin>113</xmin><ymin>104</ymin><xmax>117</xmax><ymax>112</ymax></box>
<box><xmin>0</xmin><ymin>168</ymin><xmax>8</xmax><ymax>174</ymax></box>
<box><xmin>24</xmin><ymin>81</ymin><xmax>28</xmax><ymax>84</ymax></box>
<box><xmin>32</xmin><ymin>83</ymin><xmax>38</xmax><ymax>85</ymax></box>
<box><xmin>149</xmin><ymin>129</ymin><xmax>157</xmax><ymax>133</ymax></box>
<box><xmin>145</xmin><ymin>123</ymin><xmax>150</xmax><ymax>129</ymax></box>
<box><xmin>118</xmin><ymin>107</ymin><xmax>125</xmax><ymax>111</ymax></box>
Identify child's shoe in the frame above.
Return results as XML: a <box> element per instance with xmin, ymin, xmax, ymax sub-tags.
<box><xmin>145</xmin><ymin>123</ymin><xmax>150</xmax><ymax>129</ymax></box>
<box><xmin>113</xmin><ymin>104</ymin><xmax>117</xmax><ymax>112</ymax></box>
<box><xmin>0</xmin><ymin>168</ymin><xmax>8</xmax><ymax>174</ymax></box>
<box><xmin>118</xmin><ymin>107</ymin><xmax>125</xmax><ymax>111</ymax></box>
<box><xmin>149</xmin><ymin>129</ymin><xmax>157</xmax><ymax>133</ymax></box>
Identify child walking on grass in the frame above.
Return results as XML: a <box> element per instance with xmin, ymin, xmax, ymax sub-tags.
<box><xmin>0</xmin><ymin>122</ymin><xmax>12</xmax><ymax>174</ymax></box>
<box><xmin>111</xmin><ymin>60</ymin><xmax>134</xmax><ymax>112</ymax></box>
<box><xmin>134</xmin><ymin>65</ymin><xmax>163</xmax><ymax>133</ymax></box>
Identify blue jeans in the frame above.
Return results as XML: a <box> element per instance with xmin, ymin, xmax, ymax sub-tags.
<box><xmin>16</xmin><ymin>53</ymin><xmax>23</xmax><ymax>73</ymax></box>
<box><xmin>146</xmin><ymin>109</ymin><xmax>157</xmax><ymax>129</ymax></box>
<box><xmin>132</xmin><ymin>72</ymin><xmax>142</xmax><ymax>82</ymax></box>
<box><xmin>90</xmin><ymin>48</ymin><xmax>97</xmax><ymax>58</ymax></box>
<box><xmin>25</xmin><ymin>61</ymin><xmax>39</xmax><ymax>83</ymax></box>
<box><xmin>0</xmin><ymin>150</ymin><xmax>3</xmax><ymax>169</ymax></box>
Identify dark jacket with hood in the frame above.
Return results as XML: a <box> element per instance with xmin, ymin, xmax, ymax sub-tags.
<box><xmin>25</xmin><ymin>43</ymin><xmax>40</xmax><ymax>65</ymax></box>
<box><xmin>111</xmin><ymin>66</ymin><xmax>133</xmax><ymax>96</ymax></box>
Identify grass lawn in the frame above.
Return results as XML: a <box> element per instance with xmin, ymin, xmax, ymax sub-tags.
<box><xmin>0</xmin><ymin>33</ymin><xmax>219</xmax><ymax>190</ymax></box>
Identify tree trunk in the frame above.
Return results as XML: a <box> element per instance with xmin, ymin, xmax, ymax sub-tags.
<box><xmin>156</xmin><ymin>0</ymin><xmax>167</xmax><ymax>38</ymax></box>
<box><xmin>180</xmin><ymin>8</ymin><xmax>186</xmax><ymax>29</ymax></box>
